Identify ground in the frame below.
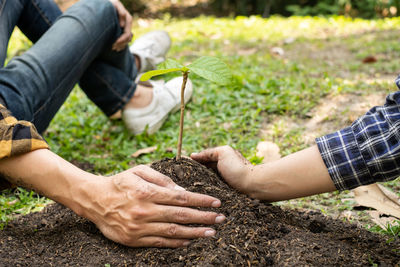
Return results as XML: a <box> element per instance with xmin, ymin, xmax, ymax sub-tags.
<box><xmin>1</xmin><ymin>15</ymin><xmax>400</xmax><ymax>240</ymax></box>
<box><xmin>1</xmin><ymin>159</ymin><xmax>399</xmax><ymax>265</ymax></box>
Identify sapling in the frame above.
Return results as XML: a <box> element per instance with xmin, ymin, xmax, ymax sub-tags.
<box><xmin>140</xmin><ymin>56</ymin><xmax>232</xmax><ymax>160</ymax></box>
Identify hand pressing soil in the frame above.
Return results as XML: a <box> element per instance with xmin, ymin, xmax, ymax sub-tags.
<box><xmin>1</xmin><ymin>158</ymin><xmax>399</xmax><ymax>266</ymax></box>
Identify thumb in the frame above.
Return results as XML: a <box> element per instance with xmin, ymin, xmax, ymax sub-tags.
<box><xmin>131</xmin><ymin>165</ymin><xmax>186</xmax><ymax>191</ymax></box>
<box><xmin>191</xmin><ymin>146</ymin><xmax>229</xmax><ymax>163</ymax></box>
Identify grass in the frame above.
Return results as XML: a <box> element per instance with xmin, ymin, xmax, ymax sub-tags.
<box><xmin>1</xmin><ymin>15</ymin><xmax>400</xmax><ymax>236</ymax></box>
<box><xmin>0</xmin><ymin>188</ymin><xmax>51</xmax><ymax>230</ymax></box>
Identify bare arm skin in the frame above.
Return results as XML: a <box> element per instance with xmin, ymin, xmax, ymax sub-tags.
<box><xmin>0</xmin><ymin>149</ymin><xmax>225</xmax><ymax>247</ymax></box>
<box><xmin>191</xmin><ymin>145</ymin><xmax>336</xmax><ymax>202</ymax></box>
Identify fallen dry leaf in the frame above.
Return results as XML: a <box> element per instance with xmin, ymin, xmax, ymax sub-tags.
<box><xmin>7</xmin><ymin>199</ymin><xmax>19</xmax><ymax>206</ymax></box>
<box><xmin>223</xmin><ymin>122</ymin><xmax>232</xmax><ymax>130</ymax></box>
<box><xmin>210</xmin><ymin>33</ymin><xmax>223</xmax><ymax>40</ymax></box>
<box><xmin>341</xmin><ymin>210</ymin><xmax>354</xmax><ymax>221</ymax></box>
<box><xmin>131</xmin><ymin>146</ymin><xmax>157</xmax><ymax>158</ymax></box>
<box><xmin>367</xmin><ymin>210</ymin><xmax>399</xmax><ymax>230</ymax></box>
<box><xmin>270</xmin><ymin>47</ymin><xmax>284</xmax><ymax>56</ymax></box>
<box><xmin>237</xmin><ymin>48</ymin><xmax>258</xmax><ymax>56</ymax></box>
<box><xmin>283</xmin><ymin>37</ymin><xmax>296</xmax><ymax>44</ymax></box>
<box><xmin>377</xmin><ymin>184</ymin><xmax>400</xmax><ymax>205</ymax></box>
<box><xmin>256</xmin><ymin>141</ymin><xmax>281</xmax><ymax>163</ymax></box>
<box><xmin>353</xmin><ymin>184</ymin><xmax>400</xmax><ymax>218</ymax></box>
<box><xmin>362</xmin><ymin>55</ymin><xmax>377</xmax><ymax>64</ymax></box>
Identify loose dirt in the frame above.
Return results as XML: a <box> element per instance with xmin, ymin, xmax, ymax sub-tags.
<box><xmin>1</xmin><ymin>158</ymin><xmax>399</xmax><ymax>266</ymax></box>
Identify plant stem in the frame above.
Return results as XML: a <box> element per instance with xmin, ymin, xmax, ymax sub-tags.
<box><xmin>176</xmin><ymin>71</ymin><xmax>189</xmax><ymax>161</ymax></box>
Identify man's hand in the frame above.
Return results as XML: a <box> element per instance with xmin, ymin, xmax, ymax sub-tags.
<box><xmin>191</xmin><ymin>146</ymin><xmax>252</xmax><ymax>194</ymax></box>
<box><xmin>109</xmin><ymin>0</ymin><xmax>133</xmax><ymax>51</ymax></box>
<box><xmin>0</xmin><ymin>149</ymin><xmax>225</xmax><ymax>248</ymax></box>
<box><xmin>86</xmin><ymin>165</ymin><xmax>226</xmax><ymax>248</ymax></box>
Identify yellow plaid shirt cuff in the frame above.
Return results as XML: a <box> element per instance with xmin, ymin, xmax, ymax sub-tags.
<box><xmin>0</xmin><ymin>104</ymin><xmax>49</xmax><ymax>190</ymax></box>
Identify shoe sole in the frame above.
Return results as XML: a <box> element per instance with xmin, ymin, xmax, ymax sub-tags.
<box><xmin>131</xmin><ymin>113</ymin><xmax>169</xmax><ymax>135</ymax></box>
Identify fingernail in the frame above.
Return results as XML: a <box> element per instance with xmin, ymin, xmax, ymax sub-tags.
<box><xmin>174</xmin><ymin>185</ymin><xmax>186</xmax><ymax>191</ymax></box>
<box><xmin>211</xmin><ymin>200</ymin><xmax>221</xmax><ymax>208</ymax></box>
<box><xmin>191</xmin><ymin>152</ymin><xmax>198</xmax><ymax>157</ymax></box>
<box><xmin>215</xmin><ymin>215</ymin><xmax>226</xmax><ymax>224</ymax></box>
<box><xmin>183</xmin><ymin>241</ymin><xmax>191</xmax><ymax>246</ymax></box>
<box><xmin>204</xmin><ymin>229</ymin><xmax>216</xmax><ymax>237</ymax></box>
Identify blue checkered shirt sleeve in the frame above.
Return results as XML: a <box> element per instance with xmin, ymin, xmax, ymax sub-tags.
<box><xmin>316</xmin><ymin>80</ymin><xmax>400</xmax><ymax>191</ymax></box>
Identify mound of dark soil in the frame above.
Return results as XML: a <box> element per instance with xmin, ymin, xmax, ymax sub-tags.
<box><xmin>1</xmin><ymin>158</ymin><xmax>399</xmax><ymax>266</ymax></box>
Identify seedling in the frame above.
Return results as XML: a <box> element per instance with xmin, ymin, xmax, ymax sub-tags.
<box><xmin>140</xmin><ymin>56</ymin><xmax>232</xmax><ymax>160</ymax></box>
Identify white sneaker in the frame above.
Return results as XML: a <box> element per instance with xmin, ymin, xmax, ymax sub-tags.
<box><xmin>130</xmin><ymin>30</ymin><xmax>172</xmax><ymax>73</ymax></box>
<box><xmin>122</xmin><ymin>77</ymin><xmax>193</xmax><ymax>135</ymax></box>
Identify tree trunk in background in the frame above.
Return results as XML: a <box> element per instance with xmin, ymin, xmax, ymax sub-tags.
<box><xmin>262</xmin><ymin>0</ymin><xmax>273</xmax><ymax>17</ymax></box>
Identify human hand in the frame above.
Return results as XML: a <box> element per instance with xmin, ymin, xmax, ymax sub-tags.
<box><xmin>85</xmin><ymin>165</ymin><xmax>225</xmax><ymax>248</ymax></box>
<box><xmin>191</xmin><ymin>146</ymin><xmax>252</xmax><ymax>194</ymax></box>
<box><xmin>109</xmin><ymin>0</ymin><xmax>133</xmax><ymax>51</ymax></box>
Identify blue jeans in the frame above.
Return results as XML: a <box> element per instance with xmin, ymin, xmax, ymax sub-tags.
<box><xmin>0</xmin><ymin>0</ymin><xmax>137</xmax><ymax>133</ymax></box>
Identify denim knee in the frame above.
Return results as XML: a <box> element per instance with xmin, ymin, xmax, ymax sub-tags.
<box><xmin>62</xmin><ymin>0</ymin><xmax>119</xmax><ymax>42</ymax></box>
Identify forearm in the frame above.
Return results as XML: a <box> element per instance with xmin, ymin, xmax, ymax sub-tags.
<box><xmin>246</xmin><ymin>145</ymin><xmax>336</xmax><ymax>202</ymax></box>
<box><xmin>0</xmin><ymin>149</ymin><xmax>101</xmax><ymax>216</ymax></box>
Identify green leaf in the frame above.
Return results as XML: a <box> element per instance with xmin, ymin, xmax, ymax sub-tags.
<box><xmin>187</xmin><ymin>56</ymin><xmax>232</xmax><ymax>85</ymax></box>
<box><xmin>158</xmin><ymin>58</ymin><xmax>184</xmax><ymax>69</ymax></box>
<box><xmin>140</xmin><ymin>68</ymin><xmax>182</xmax><ymax>81</ymax></box>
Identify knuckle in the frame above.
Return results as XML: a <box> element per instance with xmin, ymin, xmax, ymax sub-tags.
<box><xmin>175</xmin><ymin>191</ymin><xmax>189</xmax><ymax>204</ymax></box>
<box><xmin>153</xmin><ymin>239</ymin><xmax>164</xmax><ymax>248</ymax></box>
<box><xmin>135</xmin><ymin>184</ymin><xmax>152</xmax><ymax>199</ymax></box>
<box><xmin>175</xmin><ymin>209</ymin><xmax>189</xmax><ymax>222</ymax></box>
<box><xmin>167</xmin><ymin>225</ymin><xmax>178</xmax><ymax>236</ymax></box>
<box><xmin>161</xmin><ymin>175</ymin><xmax>173</xmax><ymax>185</ymax></box>
<box><xmin>133</xmin><ymin>164</ymin><xmax>147</xmax><ymax>173</ymax></box>
<box><xmin>127</xmin><ymin>223</ymin><xmax>140</xmax><ymax>232</ymax></box>
<box><xmin>205</xmin><ymin>212</ymin><xmax>217</xmax><ymax>223</ymax></box>
<box><xmin>130</xmin><ymin>206</ymin><xmax>150</xmax><ymax>220</ymax></box>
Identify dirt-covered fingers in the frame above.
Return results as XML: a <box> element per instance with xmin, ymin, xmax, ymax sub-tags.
<box><xmin>153</xmin><ymin>186</ymin><xmax>221</xmax><ymax>208</ymax></box>
<box><xmin>135</xmin><ymin>236</ymin><xmax>191</xmax><ymax>248</ymax></box>
<box><xmin>146</xmin><ymin>223</ymin><xmax>217</xmax><ymax>240</ymax></box>
<box><xmin>157</xmin><ymin>206</ymin><xmax>225</xmax><ymax>225</ymax></box>
<box><xmin>131</xmin><ymin>165</ymin><xmax>185</xmax><ymax>191</ymax></box>
<box><xmin>134</xmin><ymin>222</ymin><xmax>219</xmax><ymax>247</ymax></box>
<box><xmin>191</xmin><ymin>145</ymin><xmax>234</xmax><ymax>163</ymax></box>
<box><xmin>191</xmin><ymin>147</ymin><xmax>219</xmax><ymax>163</ymax></box>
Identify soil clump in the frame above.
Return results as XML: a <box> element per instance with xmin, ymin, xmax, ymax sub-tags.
<box><xmin>0</xmin><ymin>158</ymin><xmax>399</xmax><ymax>266</ymax></box>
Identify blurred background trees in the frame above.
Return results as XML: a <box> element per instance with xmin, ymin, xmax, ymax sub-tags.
<box><xmin>206</xmin><ymin>0</ymin><xmax>400</xmax><ymax>18</ymax></box>
<box><xmin>56</xmin><ymin>0</ymin><xmax>400</xmax><ymax>18</ymax></box>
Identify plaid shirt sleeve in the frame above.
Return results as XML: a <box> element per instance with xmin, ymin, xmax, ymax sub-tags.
<box><xmin>316</xmin><ymin>82</ymin><xmax>400</xmax><ymax>191</ymax></box>
<box><xmin>0</xmin><ymin>104</ymin><xmax>49</xmax><ymax>190</ymax></box>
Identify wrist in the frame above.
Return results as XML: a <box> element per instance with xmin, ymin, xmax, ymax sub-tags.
<box><xmin>236</xmin><ymin>164</ymin><xmax>255</xmax><ymax>195</ymax></box>
<box><xmin>66</xmin><ymin>175</ymin><xmax>108</xmax><ymax>220</ymax></box>
<box><xmin>243</xmin><ymin>163</ymin><xmax>274</xmax><ymax>200</ymax></box>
